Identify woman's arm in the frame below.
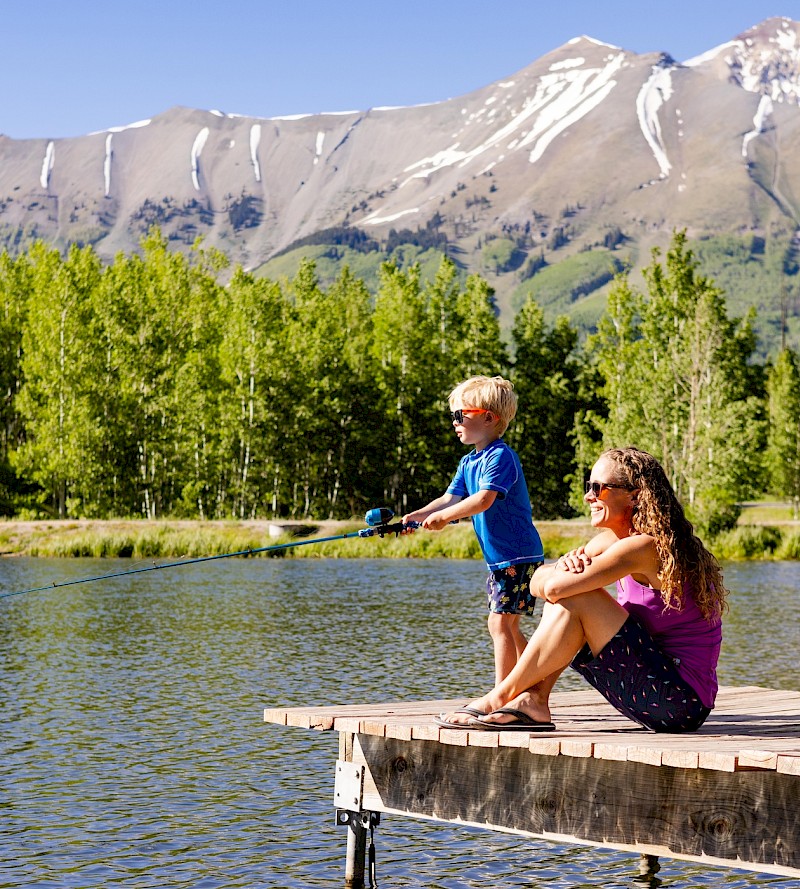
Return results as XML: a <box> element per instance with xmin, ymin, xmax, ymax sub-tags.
<box><xmin>532</xmin><ymin>533</ymin><xmax>660</xmax><ymax>603</ymax></box>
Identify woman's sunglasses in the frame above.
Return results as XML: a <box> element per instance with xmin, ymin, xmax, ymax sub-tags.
<box><xmin>584</xmin><ymin>480</ymin><xmax>634</xmax><ymax>497</ymax></box>
<box><xmin>450</xmin><ymin>408</ymin><xmax>491</xmax><ymax>424</ymax></box>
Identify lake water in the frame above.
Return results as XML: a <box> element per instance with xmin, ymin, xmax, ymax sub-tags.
<box><xmin>1</xmin><ymin>556</ymin><xmax>798</xmax><ymax>888</ymax></box>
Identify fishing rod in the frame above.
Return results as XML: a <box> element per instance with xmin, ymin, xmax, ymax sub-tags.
<box><xmin>1</xmin><ymin>508</ymin><xmax>416</xmax><ymax>601</ymax></box>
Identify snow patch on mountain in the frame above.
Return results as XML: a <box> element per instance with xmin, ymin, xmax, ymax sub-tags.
<box><xmin>685</xmin><ymin>18</ymin><xmax>800</xmax><ymax>105</ymax></box>
<box><xmin>191</xmin><ymin>128</ymin><xmax>209</xmax><ymax>190</ymax></box>
<box><xmin>40</xmin><ymin>141</ymin><xmax>54</xmax><ymax>189</ymax></box>
<box><xmin>362</xmin><ymin>206</ymin><xmax>421</xmax><ymax>225</ymax></box>
<box><xmin>742</xmin><ymin>94</ymin><xmax>774</xmax><ymax>157</ymax></box>
<box><xmin>401</xmin><ymin>51</ymin><xmax>626</xmax><ymax>184</ymax></box>
<box><xmin>521</xmin><ymin>54</ymin><xmax>624</xmax><ymax>163</ymax></box>
<box><xmin>271</xmin><ymin>110</ymin><xmax>361</xmax><ymax>119</ymax></box>
<box><xmin>104</xmin><ymin>134</ymin><xmax>113</xmax><ymax>195</ymax></box>
<box><xmin>636</xmin><ymin>64</ymin><xmax>674</xmax><ymax>178</ymax></box>
<box><xmin>568</xmin><ymin>36</ymin><xmax>620</xmax><ymax>50</ymax></box>
<box><xmin>90</xmin><ymin>119</ymin><xmax>151</xmax><ymax>136</ymax></box>
<box><xmin>683</xmin><ymin>41</ymin><xmax>737</xmax><ymax>67</ymax></box>
<box><xmin>729</xmin><ymin>21</ymin><xmax>800</xmax><ymax>104</ymax></box>
<box><xmin>550</xmin><ymin>58</ymin><xmax>585</xmax><ymax>71</ymax></box>
<box><xmin>314</xmin><ymin>131</ymin><xmax>325</xmax><ymax>165</ymax></box>
<box><xmin>250</xmin><ymin>125</ymin><xmax>262</xmax><ymax>182</ymax></box>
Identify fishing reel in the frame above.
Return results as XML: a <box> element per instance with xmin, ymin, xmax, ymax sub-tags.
<box><xmin>359</xmin><ymin>508</ymin><xmax>417</xmax><ymax>538</ymax></box>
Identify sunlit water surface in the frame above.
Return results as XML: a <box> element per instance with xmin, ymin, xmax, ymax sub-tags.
<box><xmin>1</xmin><ymin>557</ymin><xmax>798</xmax><ymax>888</ymax></box>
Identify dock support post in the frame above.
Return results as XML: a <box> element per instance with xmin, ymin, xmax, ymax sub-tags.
<box><xmin>635</xmin><ymin>853</ymin><xmax>661</xmax><ymax>885</ymax></box>
<box><xmin>343</xmin><ymin>811</ymin><xmax>368</xmax><ymax>889</ymax></box>
<box><xmin>336</xmin><ymin>810</ymin><xmax>380</xmax><ymax>888</ymax></box>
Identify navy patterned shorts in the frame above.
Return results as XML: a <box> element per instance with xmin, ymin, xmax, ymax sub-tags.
<box><xmin>570</xmin><ymin>615</ymin><xmax>711</xmax><ymax>733</ymax></box>
<box><xmin>486</xmin><ymin>562</ymin><xmax>543</xmax><ymax>616</ymax></box>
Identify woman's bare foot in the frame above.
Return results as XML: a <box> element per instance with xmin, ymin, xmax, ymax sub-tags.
<box><xmin>479</xmin><ymin>689</ymin><xmax>552</xmax><ymax>726</ymax></box>
<box><xmin>438</xmin><ymin>695</ymin><xmax>495</xmax><ymax>726</ymax></box>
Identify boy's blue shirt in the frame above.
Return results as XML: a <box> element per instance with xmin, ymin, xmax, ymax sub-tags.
<box><xmin>446</xmin><ymin>438</ymin><xmax>543</xmax><ymax>570</ymax></box>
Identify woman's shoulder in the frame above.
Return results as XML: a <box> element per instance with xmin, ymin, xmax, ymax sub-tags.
<box><xmin>593</xmin><ymin>531</ymin><xmax>659</xmax><ymax>583</ymax></box>
<box><xmin>589</xmin><ymin>528</ymin><xmax>654</xmax><ymax>555</ymax></box>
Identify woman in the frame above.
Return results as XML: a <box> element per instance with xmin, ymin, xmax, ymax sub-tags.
<box><xmin>437</xmin><ymin>447</ymin><xmax>727</xmax><ymax>733</ymax></box>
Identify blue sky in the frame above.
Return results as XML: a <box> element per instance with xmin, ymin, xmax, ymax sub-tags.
<box><xmin>2</xmin><ymin>1</ymin><xmax>791</xmax><ymax>140</ymax></box>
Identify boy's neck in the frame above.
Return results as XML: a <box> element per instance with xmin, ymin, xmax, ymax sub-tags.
<box><xmin>473</xmin><ymin>432</ymin><xmax>502</xmax><ymax>453</ymax></box>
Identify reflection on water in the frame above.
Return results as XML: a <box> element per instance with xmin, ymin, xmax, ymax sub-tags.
<box><xmin>1</xmin><ymin>557</ymin><xmax>798</xmax><ymax>888</ymax></box>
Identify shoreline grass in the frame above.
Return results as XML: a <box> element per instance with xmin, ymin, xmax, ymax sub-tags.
<box><xmin>1</xmin><ymin>518</ymin><xmax>798</xmax><ymax>561</ymax></box>
<box><xmin>0</xmin><ymin>519</ymin><xmax>591</xmax><ymax>561</ymax></box>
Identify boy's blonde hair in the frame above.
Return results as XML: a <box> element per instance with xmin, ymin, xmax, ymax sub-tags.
<box><xmin>448</xmin><ymin>375</ymin><xmax>517</xmax><ymax>436</ymax></box>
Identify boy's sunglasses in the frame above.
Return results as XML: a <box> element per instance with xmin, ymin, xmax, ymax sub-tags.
<box><xmin>584</xmin><ymin>480</ymin><xmax>634</xmax><ymax>497</ymax></box>
<box><xmin>450</xmin><ymin>408</ymin><xmax>490</xmax><ymax>424</ymax></box>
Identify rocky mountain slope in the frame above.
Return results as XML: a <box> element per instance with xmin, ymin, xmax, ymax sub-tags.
<box><xmin>1</xmin><ymin>16</ymin><xmax>799</xmax><ymax>346</ymax></box>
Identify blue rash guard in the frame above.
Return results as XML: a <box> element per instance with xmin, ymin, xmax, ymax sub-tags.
<box><xmin>446</xmin><ymin>438</ymin><xmax>543</xmax><ymax>570</ymax></box>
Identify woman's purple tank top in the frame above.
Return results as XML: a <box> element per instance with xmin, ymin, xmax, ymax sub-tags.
<box><xmin>617</xmin><ymin>575</ymin><xmax>722</xmax><ymax>708</ymax></box>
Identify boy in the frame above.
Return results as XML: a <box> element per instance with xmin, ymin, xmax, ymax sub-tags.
<box><xmin>403</xmin><ymin>375</ymin><xmax>544</xmax><ymax>687</ymax></box>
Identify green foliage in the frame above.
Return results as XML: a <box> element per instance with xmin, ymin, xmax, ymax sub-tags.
<box><xmin>711</xmin><ymin>525</ymin><xmax>783</xmax><ymax>560</ymax></box>
<box><xmin>385</xmin><ymin>218</ymin><xmax>447</xmax><ymax>253</ymax></box>
<box><xmin>507</xmin><ymin>298</ymin><xmax>584</xmax><ymax>519</ymax></box>
<box><xmin>225</xmin><ymin>191</ymin><xmax>263</xmax><ymax>231</ymax></box>
<box><xmin>511</xmin><ymin>249</ymin><xmax>625</xmax><ymax>315</ymax></box>
<box><xmin>254</xmin><ymin>243</ymin><xmax>451</xmax><ymax>297</ymax></box>
<box><xmin>273</xmin><ymin>224</ymin><xmax>380</xmax><ymax>258</ymax></box>
<box><xmin>12</xmin><ymin>243</ymin><xmax>104</xmax><ymax>517</ymax></box>
<box><xmin>692</xmin><ymin>232</ymin><xmax>800</xmax><ymax>360</ymax></box>
<box><xmin>775</xmin><ymin>530</ymin><xmax>800</xmax><ymax>559</ymax></box>
<box><xmin>482</xmin><ymin>238</ymin><xmax>522</xmax><ymax>274</ymax></box>
<box><xmin>765</xmin><ymin>348</ymin><xmax>800</xmax><ymax>517</ymax></box>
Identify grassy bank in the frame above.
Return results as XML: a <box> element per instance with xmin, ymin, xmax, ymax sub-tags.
<box><xmin>0</xmin><ymin>518</ymin><xmax>591</xmax><ymax>561</ymax></box>
<box><xmin>1</xmin><ymin>516</ymin><xmax>799</xmax><ymax>561</ymax></box>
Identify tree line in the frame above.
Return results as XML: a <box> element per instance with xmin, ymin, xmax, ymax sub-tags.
<box><xmin>1</xmin><ymin>229</ymin><xmax>798</xmax><ymax>532</ymax></box>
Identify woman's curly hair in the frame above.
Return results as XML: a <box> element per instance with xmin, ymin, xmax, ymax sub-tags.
<box><xmin>603</xmin><ymin>447</ymin><xmax>728</xmax><ymax>620</ymax></box>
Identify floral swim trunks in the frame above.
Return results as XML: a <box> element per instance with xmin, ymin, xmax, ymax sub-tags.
<box><xmin>486</xmin><ymin>561</ymin><xmax>543</xmax><ymax>616</ymax></box>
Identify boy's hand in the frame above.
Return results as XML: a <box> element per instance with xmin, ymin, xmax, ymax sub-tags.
<box><xmin>422</xmin><ymin>512</ymin><xmax>449</xmax><ymax>531</ymax></box>
<box><xmin>400</xmin><ymin>514</ymin><xmax>419</xmax><ymax>535</ymax></box>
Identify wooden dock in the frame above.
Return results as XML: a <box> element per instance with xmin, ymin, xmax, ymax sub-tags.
<box><xmin>265</xmin><ymin>685</ymin><xmax>800</xmax><ymax>884</ymax></box>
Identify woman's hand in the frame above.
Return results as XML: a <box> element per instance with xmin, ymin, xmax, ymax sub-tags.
<box><xmin>556</xmin><ymin>546</ymin><xmax>591</xmax><ymax>573</ymax></box>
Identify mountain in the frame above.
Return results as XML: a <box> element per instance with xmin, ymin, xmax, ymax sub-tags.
<box><xmin>2</xmin><ymin>16</ymin><xmax>799</xmax><ymax>352</ymax></box>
